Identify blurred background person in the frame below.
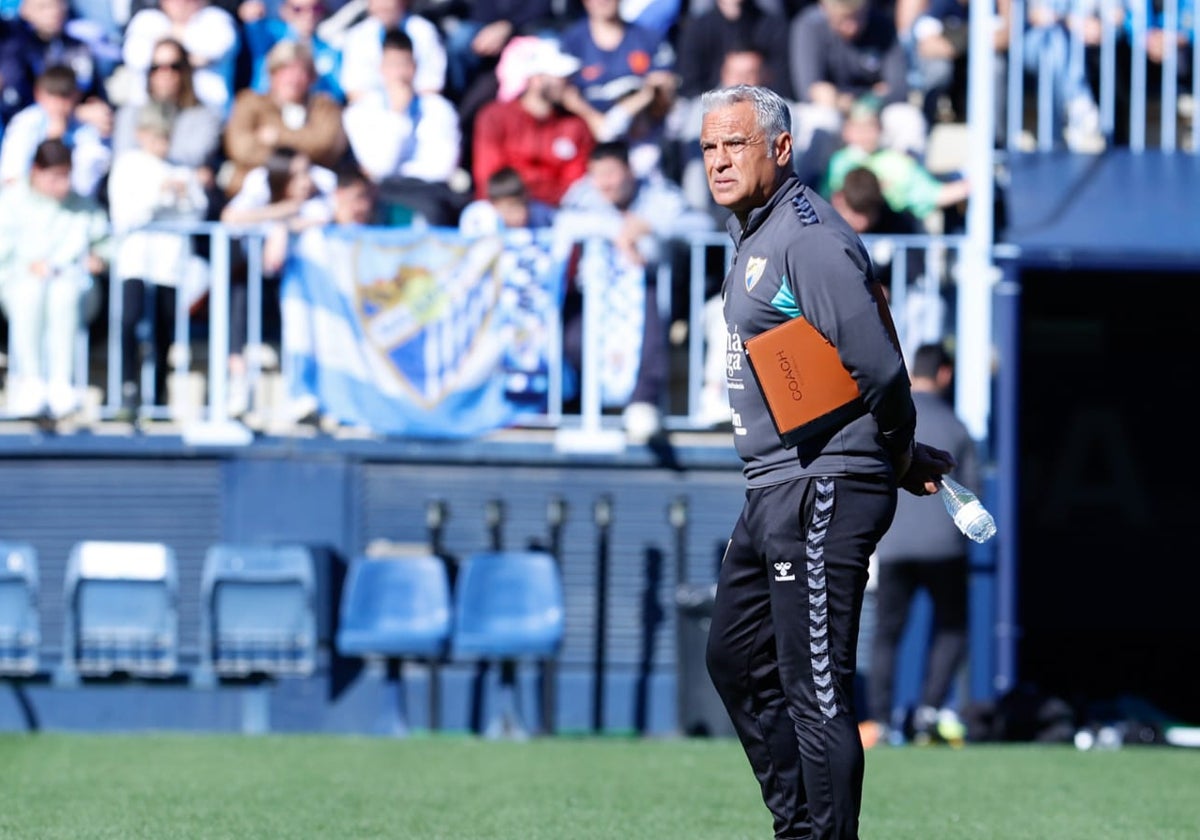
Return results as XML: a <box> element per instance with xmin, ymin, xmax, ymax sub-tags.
<box><xmin>862</xmin><ymin>341</ymin><xmax>979</xmax><ymax>747</ymax></box>
<box><xmin>107</xmin><ymin>101</ymin><xmax>210</xmax><ymax>421</ymax></box>
<box><xmin>342</xmin><ymin>27</ymin><xmax>463</xmax><ymax>227</ymax></box>
<box><xmin>459</xmin><ymin>165</ymin><xmax>557</xmax><ymax>237</ymax></box>
<box><xmin>0</xmin><ymin>63</ymin><xmax>110</xmax><ymax>199</ymax></box>
<box><xmin>0</xmin><ymin>0</ymin><xmax>111</xmax><ymax>133</ymax></box>
<box><xmin>472</xmin><ymin>35</ymin><xmax>594</xmax><ymax>210</ymax></box>
<box><xmin>121</xmin><ymin>0</ymin><xmax>240</xmax><ymax>118</ymax></box>
<box><xmin>0</xmin><ymin>137</ymin><xmax>109</xmax><ymax>422</ymax></box>
<box><xmin>238</xmin><ymin>0</ymin><xmax>346</xmax><ymax>102</ymax></box>
<box><xmin>221</xmin><ymin>39</ymin><xmax>346</xmax><ymax>201</ymax></box>
<box><xmin>338</xmin><ymin>0</ymin><xmax>445</xmax><ymax>103</ymax></box>
<box><xmin>553</xmin><ymin>139</ymin><xmax>714</xmax><ymax>443</ymax></box>
<box><xmin>559</xmin><ymin>0</ymin><xmax>680</xmax><ymax>179</ymax></box>
<box><xmin>110</xmin><ymin>36</ymin><xmax>222</xmax><ymax>193</ymax></box>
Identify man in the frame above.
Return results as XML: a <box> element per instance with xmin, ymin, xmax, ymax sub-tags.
<box><xmin>472</xmin><ymin>35</ymin><xmax>594</xmax><ymax>208</ymax></box>
<box><xmin>863</xmin><ymin>342</ymin><xmax>978</xmax><ymax>747</ymax></box>
<box><xmin>699</xmin><ymin>84</ymin><xmax>953</xmax><ymax>839</ymax></box>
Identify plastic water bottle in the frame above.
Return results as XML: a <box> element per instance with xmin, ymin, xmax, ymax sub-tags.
<box><xmin>939</xmin><ymin>476</ymin><xmax>997</xmax><ymax>543</ymax></box>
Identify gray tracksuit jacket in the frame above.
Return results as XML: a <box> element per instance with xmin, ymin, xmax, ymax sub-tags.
<box><xmin>721</xmin><ymin>174</ymin><xmax>916</xmax><ymax>487</ymax></box>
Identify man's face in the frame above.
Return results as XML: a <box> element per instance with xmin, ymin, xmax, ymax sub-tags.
<box><xmin>21</xmin><ymin>0</ymin><xmax>66</xmax><ymax>37</ymax></box>
<box><xmin>823</xmin><ymin>0</ymin><xmax>866</xmax><ymax>41</ymax></box>
<box><xmin>30</xmin><ymin>162</ymin><xmax>71</xmax><ymax>201</ymax></box>
<box><xmin>719</xmin><ymin>51</ymin><xmax>765</xmax><ymax>88</ymax></box>
<box><xmin>35</xmin><ymin>89</ymin><xmax>76</xmax><ymax>122</ymax></box>
<box><xmin>270</xmin><ymin>59</ymin><xmax>314</xmax><ymax>103</ymax></box>
<box><xmin>281</xmin><ymin>0</ymin><xmax>324</xmax><ymax>37</ymax></box>
<box><xmin>700</xmin><ymin>100</ymin><xmax>790</xmax><ymax>218</ymax></box>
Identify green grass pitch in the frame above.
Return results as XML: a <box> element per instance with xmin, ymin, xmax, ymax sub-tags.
<box><xmin>2</xmin><ymin>733</ymin><xmax>1197</xmax><ymax>839</ymax></box>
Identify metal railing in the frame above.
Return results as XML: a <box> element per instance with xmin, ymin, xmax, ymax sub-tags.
<box><xmin>61</xmin><ymin>223</ymin><xmax>966</xmax><ymax>441</ymax></box>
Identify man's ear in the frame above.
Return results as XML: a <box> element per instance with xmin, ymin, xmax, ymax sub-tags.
<box><xmin>774</xmin><ymin>131</ymin><xmax>793</xmax><ymax>168</ymax></box>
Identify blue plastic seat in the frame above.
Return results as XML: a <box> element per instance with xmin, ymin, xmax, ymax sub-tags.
<box><xmin>337</xmin><ymin>555</ymin><xmax>452</xmax><ymax>659</ymax></box>
<box><xmin>0</xmin><ymin>542</ymin><xmax>39</xmax><ymax>676</ymax></box>
<box><xmin>451</xmin><ymin>550</ymin><xmax>564</xmax><ymax>660</ymax></box>
<box><xmin>200</xmin><ymin>544</ymin><xmax>317</xmax><ymax>678</ymax></box>
<box><xmin>451</xmin><ymin>550</ymin><xmax>564</xmax><ymax>739</ymax></box>
<box><xmin>63</xmin><ymin>541</ymin><xmax>178</xmax><ymax>678</ymax></box>
<box><xmin>336</xmin><ymin>554</ymin><xmax>452</xmax><ymax>735</ymax></box>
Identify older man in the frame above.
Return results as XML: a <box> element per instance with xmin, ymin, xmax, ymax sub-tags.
<box><xmin>699</xmin><ymin>83</ymin><xmax>953</xmax><ymax>840</ymax></box>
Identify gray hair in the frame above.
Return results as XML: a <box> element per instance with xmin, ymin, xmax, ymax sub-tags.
<box><xmin>699</xmin><ymin>85</ymin><xmax>792</xmax><ymax>157</ymax></box>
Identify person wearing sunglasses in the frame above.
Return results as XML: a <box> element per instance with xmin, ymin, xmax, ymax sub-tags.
<box><xmin>110</xmin><ymin>36</ymin><xmax>222</xmax><ymax>184</ymax></box>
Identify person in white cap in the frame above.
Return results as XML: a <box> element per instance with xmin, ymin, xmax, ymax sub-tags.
<box><xmin>471</xmin><ymin>35</ymin><xmax>595</xmax><ymax>209</ymax></box>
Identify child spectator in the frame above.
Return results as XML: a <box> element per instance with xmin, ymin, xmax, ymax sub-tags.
<box><xmin>341</xmin><ymin>27</ymin><xmax>463</xmax><ymax>226</ymax></box>
<box><xmin>0</xmin><ymin>138</ymin><xmax>110</xmax><ymax>421</ymax></box>
<box><xmin>459</xmin><ymin>165</ymin><xmax>556</xmax><ymax>236</ymax></box>
<box><xmin>823</xmin><ymin>95</ymin><xmax>971</xmax><ymax>230</ymax></box>
<box><xmin>0</xmin><ymin>63</ymin><xmax>110</xmax><ymax>199</ymax></box>
<box><xmin>107</xmin><ymin>101</ymin><xmax>210</xmax><ymax>420</ymax></box>
<box><xmin>338</xmin><ymin>0</ymin><xmax>446</xmax><ymax>102</ymax></box>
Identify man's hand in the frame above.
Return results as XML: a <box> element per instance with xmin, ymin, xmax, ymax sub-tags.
<box><xmin>898</xmin><ymin>440</ymin><xmax>956</xmax><ymax>496</ymax></box>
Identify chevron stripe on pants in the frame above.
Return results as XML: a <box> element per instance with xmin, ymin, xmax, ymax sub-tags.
<box><xmin>707</xmin><ymin>475</ymin><xmax>896</xmax><ymax>840</ymax></box>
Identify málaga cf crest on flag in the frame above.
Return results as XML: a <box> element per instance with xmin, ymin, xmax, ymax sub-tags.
<box><xmin>282</xmin><ymin>226</ymin><xmax>566</xmax><ymax>437</ymax></box>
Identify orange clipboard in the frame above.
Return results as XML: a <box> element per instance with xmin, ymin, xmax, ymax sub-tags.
<box><xmin>744</xmin><ymin>314</ymin><xmax>866</xmax><ymax>448</ymax></box>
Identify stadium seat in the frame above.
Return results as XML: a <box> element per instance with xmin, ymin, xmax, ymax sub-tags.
<box><xmin>451</xmin><ymin>550</ymin><xmax>565</xmax><ymax>739</ymax></box>
<box><xmin>336</xmin><ymin>554</ymin><xmax>452</xmax><ymax>735</ymax></box>
<box><xmin>62</xmin><ymin>541</ymin><xmax>178</xmax><ymax>678</ymax></box>
<box><xmin>199</xmin><ymin>544</ymin><xmax>317</xmax><ymax>679</ymax></box>
<box><xmin>0</xmin><ymin>542</ymin><xmax>39</xmax><ymax>677</ymax></box>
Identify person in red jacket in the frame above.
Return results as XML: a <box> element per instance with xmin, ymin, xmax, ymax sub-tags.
<box><xmin>471</xmin><ymin>36</ymin><xmax>595</xmax><ymax>208</ymax></box>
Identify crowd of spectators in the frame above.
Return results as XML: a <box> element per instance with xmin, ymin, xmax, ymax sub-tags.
<box><xmin>0</xmin><ymin>0</ymin><xmax>1190</xmax><ymax>428</ymax></box>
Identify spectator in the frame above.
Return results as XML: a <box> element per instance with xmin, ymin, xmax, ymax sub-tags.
<box><xmin>0</xmin><ymin>0</ymin><xmax>109</xmax><ymax>131</ymax></box>
<box><xmin>441</xmin><ymin>0</ymin><xmax>554</xmax><ymax>103</ymax></box>
<box><xmin>238</xmin><ymin>0</ymin><xmax>345</xmax><ymax>102</ymax></box>
<box><xmin>277</xmin><ymin>162</ymin><xmax>377</xmax><ymax>426</ymax></box>
<box><xmin>823</xmin><ymin>94</ymin><xmax>970</xmax><ymax>230</ymax></box>
<box><xmin>0</xmin><ymin>63</ymin><xmax>111</xmax><ymax>199</ymax></box>
<box><xmin>675</xmin><ymin>0</ymin><xmax>793</xmax><ymax>101</ymax></box>
<box><xmin>789</xmin><ymin>0</ymin><xmax>927</xmax><ymax>157</ymax></box>
<box><xmin>1023</xmin><ymin>0</ymin><xmax>1104</xmax><ymax>150</ymax></box>
<box><xmin>110</xmin><ymin>36</ymin><xmax>222</xmax><ymax>187</ymax></box>
<box><xmin>902</xmin><ymin>0</ymin><xmax>1010</xmax><ymax>141</ymax></box>
<box><xmin>472</xmin><ymin>35</ymin><xmax>595</xmax><ymax>208</ymax></box>
<box><xmin>342</xmin><ymin>27</ymin><xmax>463</xmax><ymax>227</ymax></box>
<box><xmin>338</xmin><ymin>0</ymin><xmax>446</xmax><ymax>102</ymax></box>
<box><xmin>863</xmin><ymin>341</ymin><xmax>979</xmax><ymax>747</ymax></box>
<box><xmin>459</xmin><ymin>165</ymin><xmax>557</xmax><ymax>236</ymax></box>
<box><xmin>220</xmin><ymin>146</ymin><xmax>336</xmax><ymax>416</ymax></box>
<box><xmin>121</xmin><ymin>0</ymin><xmax>240</xmax><ymax>118</ymax></box>
<box><xmin>559</xmin><ymin>0</ymin><xmax>679</xmax><ymax>176</ymax></box>
<box><xmin>106</xmin><ymin>101</ymin><xmax>210</xmax><ymax>420</ymax></box>
<box><xmin>221</xmin><ymin>39</ymin><xmax>347</xmax><ymax>200</ymax></box>
<box><xmin>830</xmin><ymin>164</ymin><xmax>921</xmax><ymax>234</ymax></box>
<box><xmin>0</xmin><ymin>137</ymin><xmax>110</xmax><ymax>422</ymax></box>
<box><xmin>553</xmin><ymin>139</ymin><xmax>715</xmax><ymax>443</ymax></box>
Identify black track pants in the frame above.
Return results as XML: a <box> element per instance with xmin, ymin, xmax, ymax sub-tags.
<box><xmin>707</xmin><ymin>475</ymin><xmax>896</xmax><ymax>840</ymax></box>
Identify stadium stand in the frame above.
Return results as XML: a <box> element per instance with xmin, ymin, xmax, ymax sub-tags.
<box><xmin>336</xmin><ymin>552</ymin><xmax>453</xmax><ymax>735</ymax></box>
<box><xmin>61</xmin><ymin>540</ymin><xmax>179</xmax><ymax>680</ymax></box>
<box><xmin>0</xmin><ymin>541</ymin><xmax>39</xmax><ymax>677</ymax></box>
<box><xmin>451</xmin><ymin>549</ymin><xmax>565</xmax><ymax>739</ymax></box>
